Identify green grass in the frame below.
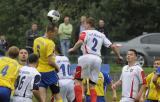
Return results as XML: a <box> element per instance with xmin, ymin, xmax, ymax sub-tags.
<box><xmin>33</xmin><ymin>63</ymin><xmax>154</xmax><ymax>102</ymax></box>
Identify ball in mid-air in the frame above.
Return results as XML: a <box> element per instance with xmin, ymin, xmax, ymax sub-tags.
<box><xmin>47</xmin><ymin>10</ymin><xmax>60</xmax><ymax>22</ymax></box>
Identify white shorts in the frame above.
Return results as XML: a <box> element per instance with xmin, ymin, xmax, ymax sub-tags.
<box><xmin>120</xmin><ymin>97</ymin><xmax>135</xmax><ymax>102</ymax></box>
<box><xmin>78</xmin><ymin>54</ymin><xmax>102</xmax><ymax>83</ymax></box>
<box><xmin>11</xmin><ymin>96</ymin><xmax>32</xmax><ymax>102</ymax></box>
<box><xmin>59</xmin><ymin>79</ymin><xmax>75</xmax><ymax>102</ymax></box>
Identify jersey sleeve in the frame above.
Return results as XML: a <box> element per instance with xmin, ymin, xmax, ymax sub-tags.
<box><xmin>79</xmin><ymin>32</ymin><xmax>86</xmax><ymax>42</ymax></box>
<box><xmin>137</xmin><ymin>67</ymin><xmax>146</xmax><ymax>85</ymax></box>
<box><xmin>156</xmin><ymin>67</ymin><xmax>160</xmax><ymax>76</ymax></box>
<box><xmin>31</xmin><ymin>74</ymin><xmax>41</xmax><ymax>90</ymax></box>
<box><xmin>103</xmin><ymin>35</ymin><xmax>112</xmax><ymax>48</ymax></box>
<box><xmin>103</xmin><ymin>72</ymin><xmax>112</xmax><ymax>85</ymax></box>
<box><xmin>46</xmin><ymin>41</ymin><xmax>55</xmax><ymax>57</ymax></box>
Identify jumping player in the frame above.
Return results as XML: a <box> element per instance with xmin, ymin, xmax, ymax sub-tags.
<box><xmin>33</xmin><ymin>23</ymin><xmax>62</xmax><ymax>102</ymax></box>
<box><xmin>68</xmin><ymin>17</ymin><xmax>122</xmax><ymax>102</ymax></box>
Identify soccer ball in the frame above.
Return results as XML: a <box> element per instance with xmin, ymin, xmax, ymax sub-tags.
<box><xmin>47</xmin><ymin>10</ymin><xmax>60</xmax><ymax>22</ymax></box>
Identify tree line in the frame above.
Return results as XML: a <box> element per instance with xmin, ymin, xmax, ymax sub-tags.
<box><xmin>0</xmin><ymin>0</ymin><xmax>160</xmax><ymax>47</ymax></box>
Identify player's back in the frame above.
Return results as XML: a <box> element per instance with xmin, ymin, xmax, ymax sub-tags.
<box><xmin>14</xmin><ymin>66</ymin><xmax>40</xmax><ymax>98</ymax></box>
<box><xmin>0</xmin><ymin>57</ymin><xmax>20</xmax><ymax>90</ymax></box>
<box><xmin>55</xmin><ymin>55</ymin><xmax>73</xmax><ymax>79</ymax></box>
<box><xmin>33</xmin><ymin>37</ymin><xmax>55</xmax><ymax>72</ymax></box>
<box><xmin>81</xmin><ymin>30</ymin><xmax>112</xmax><ymax>56</ymax></box>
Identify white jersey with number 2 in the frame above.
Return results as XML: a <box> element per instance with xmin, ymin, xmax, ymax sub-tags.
<box><xmin>79</xmin><ymin>30</ymin><xmax>112</xmax><ymax>56</ymax></box>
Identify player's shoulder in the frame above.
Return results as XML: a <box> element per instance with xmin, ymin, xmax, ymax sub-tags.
<box><xmin>146</xmin><ymin>72</ymin><xmax>154</xmax><ymax>79</ymax></box>
<box><xmin>21</xmin><ymin>66</ymin><xmax>40</xmax><ymax>75</ymax></box>
<box><xmin>34</xmin><ymin>36</ymin><xmax>42</xmax><ymax>41</ymax></box>
<box><xmin>122</xmin><ymin>65</ymin><xmax>128</xmax><ymax>70</ymax></box>
<box><xmin>134</xmin><ymin>64</ymin><xmax>143</xmax><ymax>71</ymax></box>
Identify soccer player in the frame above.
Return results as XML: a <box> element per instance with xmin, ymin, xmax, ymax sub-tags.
<box><xmin>18</xmin><ymin>49</ymin><xmax>28</xmax><ymax>66</ymax></box>
<box><xmin>33</xmin><ymin>23</ymin><xmax>62</xmax><ymax>102</ymax></box>
<box><xmin>68</xmin><ymin>17</ymin><xmax>122</xmax><ymax>102</ymax></box>
<box><xmin>144</xmin><ymin>57</ymin><xmax>160</xmax><ymax>102</ymax></box>
<box><xmin>55</xmin><ymin>50</ymin><xmax>75</xmax><ymax>102</ymax></box>
<box><xmin>12</xmin><ymin>54</ymin><xmax>41</xmax><ymax>102</ymax></box>
<box><xmin>0</xmin><ymin>46</ymin><xmax>20</xmax><ymax>102</ymax></box>
<box><xmin>85</xmin><ymin>72</ymin><xmax>117</xmax><ymax>102</ymax></box>
<box><xmin>112</xmin><ymin>49</ymin><xmax>146</xmax><ymax>102</ymax></box>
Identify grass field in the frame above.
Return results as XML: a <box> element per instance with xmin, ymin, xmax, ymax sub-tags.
<box><xmin>33</xmin><ymin>63</ymin><xmax>154</xmax><ymax>102</ymax></box>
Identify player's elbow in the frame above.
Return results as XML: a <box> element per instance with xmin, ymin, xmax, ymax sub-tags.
<box><xmin>110</xmin><ymin>44</ymin><xmax>117</xmax><ymax>50</ymax></box>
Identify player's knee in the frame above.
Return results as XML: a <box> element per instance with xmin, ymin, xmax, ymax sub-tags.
<box><xmin>50</xmin><ymin>83</ymin><xmax>60</xmax><ymax>94</ymax></box>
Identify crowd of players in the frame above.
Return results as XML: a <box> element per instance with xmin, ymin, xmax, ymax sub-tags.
<box><xmin>0</xmin><ymin>16</ymin><xmax>160</xmax><ymax>102</ymax></box>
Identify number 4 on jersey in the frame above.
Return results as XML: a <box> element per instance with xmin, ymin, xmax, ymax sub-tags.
<box><xmin>1</xmin><ymin>65</ymin><xmax>9</xmax><ymax>76</ymax></box>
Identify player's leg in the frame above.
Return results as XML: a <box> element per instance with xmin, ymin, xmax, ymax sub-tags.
<box><xmin>39</xmin><ymin>87</ymin><xmax>47</xmax><ymax>102</ymax></box>
<box><xmin>49</xmin><ymin>71</ymin><xmax>62</xmax><ymax>102</ymax></box>
<box><xmin>59</xmin><ymin>79</ymin><xmax>68</xmax><ymax>102</ymax></box>
<box><xmin>50</xmin><ymin>84</ymin><xmax>62</xmax><ymax>102</ymax></box>
<box><xmin>38</xmin><ymin>72</ymin><xmax>49</xmax><ymax>102</ymax></box>
<box><xmin>89</xmin><ymin>55</ymin><xmax>102</xmax><ymax>102</ymax></box>
<box><xmin>66</xmin><ymin>80</ymin><xmax>75</xmax><ymax>102</ymax></box>
<box><xmin>74</xmin><ymin>55</ymin><xmax>89</xmax><ymax>102</ymax></box>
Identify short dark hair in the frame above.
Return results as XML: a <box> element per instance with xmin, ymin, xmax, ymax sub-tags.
<box><xmin>8</xmin><ymin>46</ymin><xmax>19</xmax><ymax>59</ymax></box>
<box><xmin>46</xmin><ymin>23</ymin><xmax>56</xmax><ymax>32</ymax></box>
<box><xmin>154</xmin><ymin>57</ymin><xmax>160</xmax><ymax>62</ymax></box>
<box><xmin>86</xmin><ymin>17</ymin><xmax>95</xmax><ymax>27</ymax></box>
<box><xmin>28</xmin><ymin>53</ymin><xmax>38</xmax><ymax>64</ymax></box>
<box><xmin>128</xmin><ymin>49</ymin><xmax>138</xmax><ymax>56</ymax></box>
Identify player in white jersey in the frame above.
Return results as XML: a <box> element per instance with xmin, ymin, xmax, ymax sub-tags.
<box><xmin>68</xmin><ymin>17</ymin><xmax>122</xmax><ymax>102</ymax></box>
<box><xmin>112</xmin><ymin>49</ymin><xmax>146</xmax><ymax>102</ymax></box>
<box><xmin>12</xmin><ymin>54</ymin><xmax>42</xmax><ymax>102</ymax></box>
<box><xmin>55</xmin><ymin>51</ymin><xmax>75</xmax><ymax>102</ymax></box>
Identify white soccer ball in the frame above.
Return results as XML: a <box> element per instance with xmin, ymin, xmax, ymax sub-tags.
<box><xmin>47</xmin><ymin>10</ymin><xmax>60</xmax><ymax>22</ymax></box>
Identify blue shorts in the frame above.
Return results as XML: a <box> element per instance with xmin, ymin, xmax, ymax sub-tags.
<box><xmin>0</xmin><ymin>86</ymin><xmax>11</xmax><ymax>102</ymax></box>
<box><xmin>39</xmin><ymin>71</ymin><xmax>59</xmax><ymax>88</ymax></box>
<box><xmin>145</xmin><ymin>99</ymin><xmax>158</xmax><ymax>102</ymax></box>
<box><xmin>86</xmin><ymin>95</ymin><xmax>105</xmax><ymax>102</ymax></box>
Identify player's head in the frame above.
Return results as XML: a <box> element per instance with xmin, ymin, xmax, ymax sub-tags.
<box><xmin>18</xmin><ymin>49</ymin><xmax>28</xmax><ymax>62</ymax></box>
<box><xmin>46</xmin><ymin>23</ymin><xmax>58</xmax><ymax>39</ymax></box>
<box><xmin>153</xmin><ymin>57</ymin><xmax>160</xmax><ymax>68</ymax></box>
<box><xmin>126</xmin><ymin>49</ymin><xmax>137</xmax><ymax>63</ymax></box>
<box><xmin>7</xmin><ymin>46</ymin><xmax>19</xmax><ymax>59</ymax></box>
<box><xmin>27</xmin><ymin>53</ymin><xmax>39</xmax><ymax>68</ymax></box>
<box><xmin>85</xmin><ymin>17</ymin><xmax>95</xmax><ymax>29</ymax></box>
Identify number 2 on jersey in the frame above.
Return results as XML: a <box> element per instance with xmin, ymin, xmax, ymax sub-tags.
<box><xmin>92</xmin><ymin>38</ymin><xmax>98</xmax><ymax>51</ymax></box>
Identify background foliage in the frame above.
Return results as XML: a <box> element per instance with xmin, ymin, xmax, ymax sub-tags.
<box><xmin>0</xmin><ymin>0</ymin><xmax>160</xmax><ymax>47</ymax></box>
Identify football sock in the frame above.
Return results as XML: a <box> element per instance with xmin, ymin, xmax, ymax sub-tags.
<box><xmin>90</xmin><ymin>88</ymin><xmax>97</xmax><ymax>102</ymax></box>
<box><xmin>74</xmin><ymin>85</ymin><xmax>83</xmax><ymax>102</ymax></box>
